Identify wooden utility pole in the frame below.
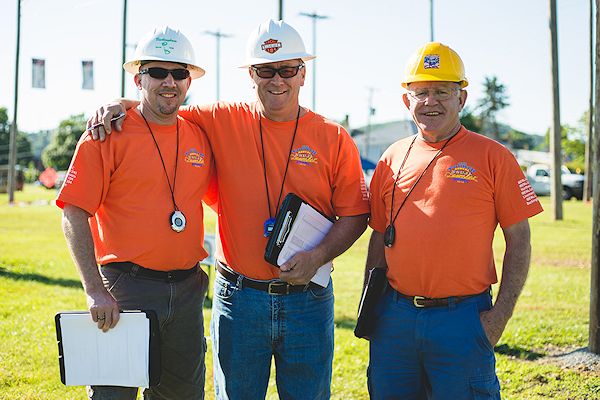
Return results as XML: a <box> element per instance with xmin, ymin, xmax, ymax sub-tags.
<box><xmin>589</xmin><ymin>0</ymin><xmax>600</xmax><ymax>354</ymax></box>
<box><xmin>8</xmin><ymin>0</ymin><xmax>21</xmax><ymax>205</ymax></box>
<box><xmin>549</xmin><ymin>0</ymin><xmax>563</xmax><ymax>220</ymax></box>
<box><xmin>584</xmin><ymin>0</ymin><xmax>594</xmax><ymax>203</ymax></box>
<box><xmin>120</xmin><ymin>0</ymin><xmax>127</xmax><ymax>97</ymax></box>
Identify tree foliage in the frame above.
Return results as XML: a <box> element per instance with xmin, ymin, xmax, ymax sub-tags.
<box><xmin>41</xmin><ymin>113</ymin><xmax>86</xmax><ymax>170</ymax></box>
<box><xmin>0</xmin><ymin>107</ymin><xmax>33</xmax><ymax>167</ymax></box>
<box><xmin>476</xmin><ymin>76</ymin><xmax>510</xmax><ymax>141</ymax></box>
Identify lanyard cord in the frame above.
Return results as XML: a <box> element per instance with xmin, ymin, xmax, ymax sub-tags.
<box><xmin>259</xmin><ymin>106</ymin><xmax>301</xmax><ymax>218</ymax></box>
<box><xmin>388</xmin><ymin>133</ymin><xmax>455</xmax><ymax>227</ymax></box>
<box><xmin>140</xmin><ymin>113</ymin><xmax>180</xmax><ymax>211</ymax></box>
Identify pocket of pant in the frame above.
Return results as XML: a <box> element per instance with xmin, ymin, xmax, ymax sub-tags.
<box><xmin>308</xmin><ymin>282</ymin><xmax>333</xmax><ymax>300</ymax></box>
<box><xmin>470</xmin><ymin>304</ymin><xmax>494</xmax><ymax>351</ymax></box>
<box><xmin>100</xmin><ymin>267</ymin><xmax>129</xmax><ymax>293</ymax></box>
<box><xmin>470</xmin><ymin>374</ymin><xmax>501</xmax><ymax>399</ymax></box>
<box><xmin>214</xmin><ymin>274</ymin><xmax>236</xmax><ymax>299</ymax></box>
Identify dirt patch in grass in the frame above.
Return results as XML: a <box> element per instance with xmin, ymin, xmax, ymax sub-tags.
<box><xmin>540</xmin><ymin>347</ymin><xmax>600</xmax><ymax>375</ymax></box>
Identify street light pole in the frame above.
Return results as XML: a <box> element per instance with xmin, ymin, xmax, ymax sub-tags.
<box><xmin>205</xmin><ymin>30</ymin><xmax>232</xmax><ymax>101</ymax></box>
<box><xmin>8</xmin><ymin>0</ymin><xmax>21</xmax><ymax>204</ymax></box>
<box><xmin>300</xmin><ymin>11</ymin><xmax>329</xmax><ymax>111</ymax></box>
<box><xmin>120</xmin><ymin>0</ymin><xmax>127</xmax><ymax>97</ymax></box>
<box><xmin>430</xmin><ymin>0</ymin><xmax>435</xmax><ymax>41</ymax></box>
<box><xmin>278</xmin><ymin>0</ymin><xmax>283</xmax><ymax>20</ymax></box>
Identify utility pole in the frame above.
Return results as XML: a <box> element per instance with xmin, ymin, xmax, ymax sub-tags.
<box><xmin>278</xmin><ymin>0</ymin><xmax>283</xmax><ymax>20</ymax></box>
<box><xmin>365</xmin><ymin>87</ymin><xmax>376</xmax><ymax>160</ymax></box>
<box><xmin>584</xmin><ymin>0</ymin><xmax>594</xmax><ymax>203</ymax></box>
<box><xmin>300</xmin><ymin>11</ymin><xmax>329</xmax><ymax>111</ymax></box>
<box><xmin>120</xmin><ymin>0</ymin><xmax>127</xmax><ymax>97</ymax></box>
<box><xmin>8</xmin><ymin>0</ymin><xmax>21</xmax><ymax>204</ymax></box>
<box><xmin>589</xmin><ymin>0</ymin><xmax>600</xmax><ymax>355</ymax></box>
<box><xmin>429</xmin><ymin>0</ymin><xmax>435</xmax><ymax>41</ymax></box>
<box><xmin>205</xmin><ymin>30</ymin><xmax>232</xmax><ymax>101</ymax></box>
<box><xmin>549</xmin><ymin>0</ymin><xmax>563</xmax><ymax>220</ymax></box>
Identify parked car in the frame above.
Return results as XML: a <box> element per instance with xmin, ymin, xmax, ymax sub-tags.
<box><xmin>526</xmin><ymin>164</ymin><xmax>584</xmax><ymax>200</ymax></box>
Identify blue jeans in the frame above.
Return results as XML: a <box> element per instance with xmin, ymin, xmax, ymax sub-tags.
<box><xmin>368</xmin><ymin>288</ymin><xmax>501</xmax><ymax>400</ymax></box>
<box><xmin>88</xmin><ymin>265</ymin><xmax>208</xmax><ymax>400</ymax></box>
<box><xmin>210</xmin><ymin>270</ymin><xmax>334</xmax><ymax>400</ymax></box>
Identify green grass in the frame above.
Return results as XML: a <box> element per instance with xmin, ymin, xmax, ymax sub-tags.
<box><xmin>0</xmin><ymin>189</ymin><xmax>598</xmax><ymax>399</ymax></box>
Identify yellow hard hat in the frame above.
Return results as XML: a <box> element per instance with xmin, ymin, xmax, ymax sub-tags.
<box><xmin>401</xmin><ymin>42</ymin><xmax>468</xmax><ymax>88</ymax></box>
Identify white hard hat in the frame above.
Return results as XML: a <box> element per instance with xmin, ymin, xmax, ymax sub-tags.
<box><xmin>239</xmin><ymin>19</ymin><xmax>315</xmax><ymax>68</ymax></box>
<box><xmin>124</xmin><ymin>26</ymin><xmax>205</xmax><ymax>79</ymax></box>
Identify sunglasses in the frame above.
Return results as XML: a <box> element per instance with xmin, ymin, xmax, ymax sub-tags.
<box><xmin>139</xmin><ymin>67</ymin><xmax>190</xmax><ymax>80</ymax></box>
<box><xmin>251</xmin><ymin>64</ymin><xmax>305</xmax><ymax>79</ymax></box>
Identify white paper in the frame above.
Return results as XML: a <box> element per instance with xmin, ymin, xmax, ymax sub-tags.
<box><xmin>276</xmin><ymin>203</ymin><xmax>334</xmax><ymax>287</ymax></box>
<box><xmin>59</xmin><ymin>312</ymin><xmax>150</xmax><ymax>387</ymax></box>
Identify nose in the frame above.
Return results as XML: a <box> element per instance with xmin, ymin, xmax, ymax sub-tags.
<box><xmin>161</xmin><ymin>73</ymin><xmax>177</xmax><ymax>86</ymax></box>
<box><xmin>422</xmin><ymin>93</ymin><xmax>440</xmax><ymax>105</ymax></box>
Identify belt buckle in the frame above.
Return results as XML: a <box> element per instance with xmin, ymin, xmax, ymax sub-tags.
<box><xmin>413</xmin><ymin>296</ymin><xmax>426</xmax><ymax>308</ymax></box>
<box><xmin>268</xmin><ymin>281</ymin><xmax>289</xmax><ymax>295</ymax></box>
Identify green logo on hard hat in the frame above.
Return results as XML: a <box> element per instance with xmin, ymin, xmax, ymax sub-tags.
<box><xmin>155</xmin><ymin>37</ymin><xmax>177</xmax><ymax>55</ymax></box>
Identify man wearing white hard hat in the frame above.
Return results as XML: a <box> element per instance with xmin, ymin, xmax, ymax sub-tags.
<box><xmin>88</xmin><ymin>19</ymin><xmax>369</xmax><ymax>399</ymax></box>
<box><xmin>364</xmin><ymin>42</ymin><xmax>542</xmax><ymax>399</ymax></box>
<box><xmin>57</xmin><ymin>26</ymin><xmax>213</xmax><ymax>399</ymax></box>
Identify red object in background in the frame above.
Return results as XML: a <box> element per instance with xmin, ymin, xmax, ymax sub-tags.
<box><xmin>39</xmin><ymin>167</ymin><xmax>58</xmax><ymax>189</ymax></box>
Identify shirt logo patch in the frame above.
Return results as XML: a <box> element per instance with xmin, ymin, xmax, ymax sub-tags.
<box><xmin>64</xmin><ymin>169</ymin><xmax>77</xmax><ymax>186</ymax></box>
<box><xmin>291</xmin><ymin>145</ymin><xmax>318</xmax><ymax>166</ymax></box>
<box><xmin>261</xmin><ymin>39</ymin><xmax>282</xmax><ymax>54</ymax></box>
<box><xmin>184</xmin><ymin>148</ymin><xmax>205</xmax><ymax>167</ymax></box>
<box><xmin>424</xmin><ymin>54</ymin><xmax>440</xmax><ymax>69</ymax></box>
<box><xmin>519</xmin><ymin>178</ymin><xmax>539</xmax><ymax>205</ymax></box>
<box><xmin>446</xmin><ymin>162</ymin><xmax>478</xmax><ymax>183</ymax></box>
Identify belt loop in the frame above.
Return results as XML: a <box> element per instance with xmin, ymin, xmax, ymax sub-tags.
<box><xmin>130</xmin><ymin>264</ymin><xmax>139</xmax><ymax>277</ymax></box>
<box><xmin>235</xmin><ymin>273</ymin><xmax>243</xmax><ymax>289</ymax></box>
<box><xmin>448</xmin><ymin>296</ymin><xmax>457</xmax><ymax>310</ymax></box>
<box><xmin>302</xmin><ymin>283</ymin><xmax>310</xmax><ymax>292</ymax></box>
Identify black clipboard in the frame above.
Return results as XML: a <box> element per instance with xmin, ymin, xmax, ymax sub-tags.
<box><xmin>55</xmin><ymin>310</ymin><xmax>161</xmax><ymax>387</ymax></box>
<box><xmin>264</xmin><ymin>193</ymin><xmax>334</xmax><ymax>267</ymax></box>
<box><xmin>354</xmin><ymin>268</ymin><xmax>388</xmax><ymax>339</ymax></box>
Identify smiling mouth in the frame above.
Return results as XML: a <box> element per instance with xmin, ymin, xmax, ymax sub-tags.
<box><xmin>423</xmin><ymin>111</ymin><xmax>442</xmax><ymax>116</ymax></box>
<box><xmin>268</xmin><ymin>90</ymin><xmax>287</xmax><ymax>95</ymax></box>
<box><xmin>159</xmin><ymin>93</ymin><xmax>177</xmax><ymax>98</ymax></box>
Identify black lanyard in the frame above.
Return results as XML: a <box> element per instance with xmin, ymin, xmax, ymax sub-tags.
<box><xmin>140</xmin><ymin>113</ymin><xmax>180</xmax><ymax>212</ymax></box>
<box><xmin>259</xmin><ymin>106</ymin><xmax>301</xmax><ymax>221</ymax></box>
<box><xmin>384</xmin><ymin>133</ymin><xmax>454</xmax><ymax>247</ymax></box>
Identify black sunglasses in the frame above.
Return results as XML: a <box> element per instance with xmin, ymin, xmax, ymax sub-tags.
<box><xmin>139</xmin><ymin>67</ymin><xmax>190</xmax><ymax>80</ymax></box>
<box><xmin>251</xmin><ymin>64</ymin><xmax>305</xmax><ymax>79</ymax></box>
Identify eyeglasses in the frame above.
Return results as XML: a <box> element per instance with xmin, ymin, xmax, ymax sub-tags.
<box><xmin>407</xmin><ymin>87</ymin><xmax>459</xmax><ymax>102</ymax></box>
<box><xmin>251</xmin><ymin>64</ymin><xmax>305</xmax><ymax>79</ymax></box>
<box><xmin>139</xmin><ymin>67</ymin><xmax>190</xmax><ymax>81</ymax></box>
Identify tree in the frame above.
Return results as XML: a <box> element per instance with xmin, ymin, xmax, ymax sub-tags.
<box><xmin>0</xmin><ymin>107</ymin><xmax>33</xmax><ymax>167</ymax></box>
<box><xmin>477</xmin><ymin>76</ymin><xmax>510</xmax><ymax>143</ymax></box>
<box><xmin>460</xmin><ymin>106</ymin><xmax>481</xmax><ymax>133</ymax></box>
<box><xmin>42</xmin><ymin>114</ymin><xmax>86</xmax><ymax>170</ymax></box>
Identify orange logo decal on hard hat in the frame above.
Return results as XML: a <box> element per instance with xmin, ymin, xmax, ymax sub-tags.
<box><xmin>423</xmin><ymin>54</ymin><xmax>440</xmax><ymax>69</ymax></box>
<box><xmin>185</xmin><ymin>148</ymin><xmax>205</xmax><ymax>167</ymax></box>
<box><xmin>261</xmin><ymin>39</ymin><xmax>282</xmax><ymax>54</ymax></box>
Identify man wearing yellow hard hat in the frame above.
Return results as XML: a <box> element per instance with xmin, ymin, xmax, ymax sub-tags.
<box><xmin>364</xmin><ymin>42</ymin><xmax>543</xmax><ymax>399</ymax></box>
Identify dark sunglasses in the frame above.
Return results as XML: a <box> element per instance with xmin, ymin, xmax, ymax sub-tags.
<box><xmin>139</xmin><ymin>67</ymin><xmax>190</xmax><ymax>80</ymax></box>
<box><xmin>251</xmin><ymin>64</ymin><xmax>305</xmax><ymax>79</ymax></box>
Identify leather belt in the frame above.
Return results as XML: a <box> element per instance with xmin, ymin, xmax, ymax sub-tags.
<box><xmin>394</xmin><ymin>289</ymin><xmax>489</xmax><ymax>308</ymax></box>
<box><xmin>216</xmin><ymin>262</ymin><xmax>313</xmax><ymax>295</ymax></box>
<box><xmin>103</xmin><ymin>262</ymin><xmax>198</xmax><ymax>283</ymax></box>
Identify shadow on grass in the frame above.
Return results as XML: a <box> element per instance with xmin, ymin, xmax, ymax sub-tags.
<box><xmin>494</xmin><ymin>343</ymin><xmax>544</xmax><ymax>360</ymax></box>
<box><xmin>334</xmin><ymin>317</ymin><xmax>357</xmax><ymax>331</ymax></box>
<box><xmin>0</xmin><ymin>267</ymin><xmax>82</xmax><ymax>289</ymax></box>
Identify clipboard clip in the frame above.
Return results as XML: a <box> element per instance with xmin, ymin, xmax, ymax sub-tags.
<box><xmin>276</xmin><ymin>211</ymin><xmax>293</xmax><ymax>246</ymax></box>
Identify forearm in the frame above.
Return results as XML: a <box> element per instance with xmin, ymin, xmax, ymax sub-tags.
<box><xmin>310</xmin><ymin>214</ymin><xmax>369</xmax><ymax>267</ymax></box>
<box><xmin>364</xmin><ymin>230</ymin><xmax>388</xmax><ymax>287</ymax></box>
<box><xmin>62</xmin><ymin>204</ymin><xmax>105</xmax><ymax>296</ymax></box>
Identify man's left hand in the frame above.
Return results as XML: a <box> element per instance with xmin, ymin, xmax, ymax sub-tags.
<box><xmin>279</xmin><ymin>251</ymin><xmax>322</xmax><ymax>285</ymax></box>
<box><xmin>479</xmin><ymin>308</ymin><xmax>509</xmax><ymax>347</ymax></box>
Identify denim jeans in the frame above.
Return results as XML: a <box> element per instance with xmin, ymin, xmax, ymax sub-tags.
<box><xmin>368</xmin><ymin>288</ymin><xmax>501</xmax><ymax>400</ymax></box>
<box><xmin>87</xmin><ymin>265</ymin><xmax>209</xmax><ymax>400</ymax></box>
<box><xmin>210</xmin><ymin>270</ymin><xmax>334</xmax><ymax>400</ymax></box>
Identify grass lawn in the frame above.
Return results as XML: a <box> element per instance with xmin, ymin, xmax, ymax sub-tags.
<box><xmin>0</xmin><ymin>185</ymin><xmax>598</xmax><ymax>399</ymax></box>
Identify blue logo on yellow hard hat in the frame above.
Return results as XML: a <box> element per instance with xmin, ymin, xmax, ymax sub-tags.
<box><xmin>424</xmin><ymin>54</ymin><xmax>440</xmax><ymax>69</ymax></box>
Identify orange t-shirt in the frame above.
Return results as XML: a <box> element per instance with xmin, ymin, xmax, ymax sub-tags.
<box><xmin>56</xmin><ymin>109</ymin><xmax>213</xmax><ymax>271</ymax></box>
<box><xmin>369</xmin><ymin>127</ymin><xmax>543</xmax><ymax>298</ymax></box>
<box><xmin>181</xmin><ymin>102</ymin><xmax>370</xmax><ymax>280</ymax></box>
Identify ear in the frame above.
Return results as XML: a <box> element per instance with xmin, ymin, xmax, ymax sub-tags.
<box><xmin>134</xmin><ymin>74</ymin><xmax>142</xmax><ymax>89</ymax></box>
<box><xmin>458</xmin><ymin>90</ymin><xmax>468</xmax><ymax>111</ymax></box>
<box><xmin>299</xmin><ymin>64</ymin><xmax>306</xmax><ymax>87</ymax></box>
<box><xmin>402</xmin><ymin>93</ymin><xmax>410</xmax><ymax>109</ymax></box>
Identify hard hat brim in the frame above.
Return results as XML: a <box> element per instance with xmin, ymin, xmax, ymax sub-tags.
<box><xmin>238</xmin><ymin>53</ymin><xmax>316</xmax><ymax>68</ymax></box>
<box><xmin>401</xmin><ymin>75</ymin><xmax>469</xmax><ymax>89</ymax></box>
<box><xmin>123</xmin><ymin>58</ymin><xmax>206</xmax><ymax>79</ymax></box>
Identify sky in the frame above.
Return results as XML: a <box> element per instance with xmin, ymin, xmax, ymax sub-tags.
<box><xmin>0</xmin><ymin>0</ymin><xmax>594</xmax><ymax>137</ymax></box>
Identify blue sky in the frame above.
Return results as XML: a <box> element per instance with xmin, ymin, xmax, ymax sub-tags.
<box><xmin>0</xmin><ymin>0</ymin><xmax>593</xmax><ymax>137</ymax></box>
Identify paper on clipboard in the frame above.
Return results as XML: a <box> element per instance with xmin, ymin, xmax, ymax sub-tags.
<box><xmin>275</xmin><ymin>202</ymin><xmax>333</xmax><ymax>287</ymax></box>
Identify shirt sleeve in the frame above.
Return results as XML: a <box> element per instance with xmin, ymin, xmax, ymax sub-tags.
<box><xmin>180</xmin><ymin>104</ymin><xmax>216</xmax><ymax>140</ymax></box>
<box><xmin>331</xmin><ymin>127</ymin><xmax>370</xmax><ymax>217</ymax></box>
<box><xmin>55</xmin><ymin>134</ymin><xmax>106</xmax><ymax>215</ymax></box>
<box><xmin>368</xmin><ymin>159</ymin><xmax>388</xmax><ymax>233</ymax></box>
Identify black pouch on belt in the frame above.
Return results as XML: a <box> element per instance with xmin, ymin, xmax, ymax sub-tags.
<box><xmin>354</xmin><ymin>267</ymin><xmax>388</xmax><ymax>339</ymax></box>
